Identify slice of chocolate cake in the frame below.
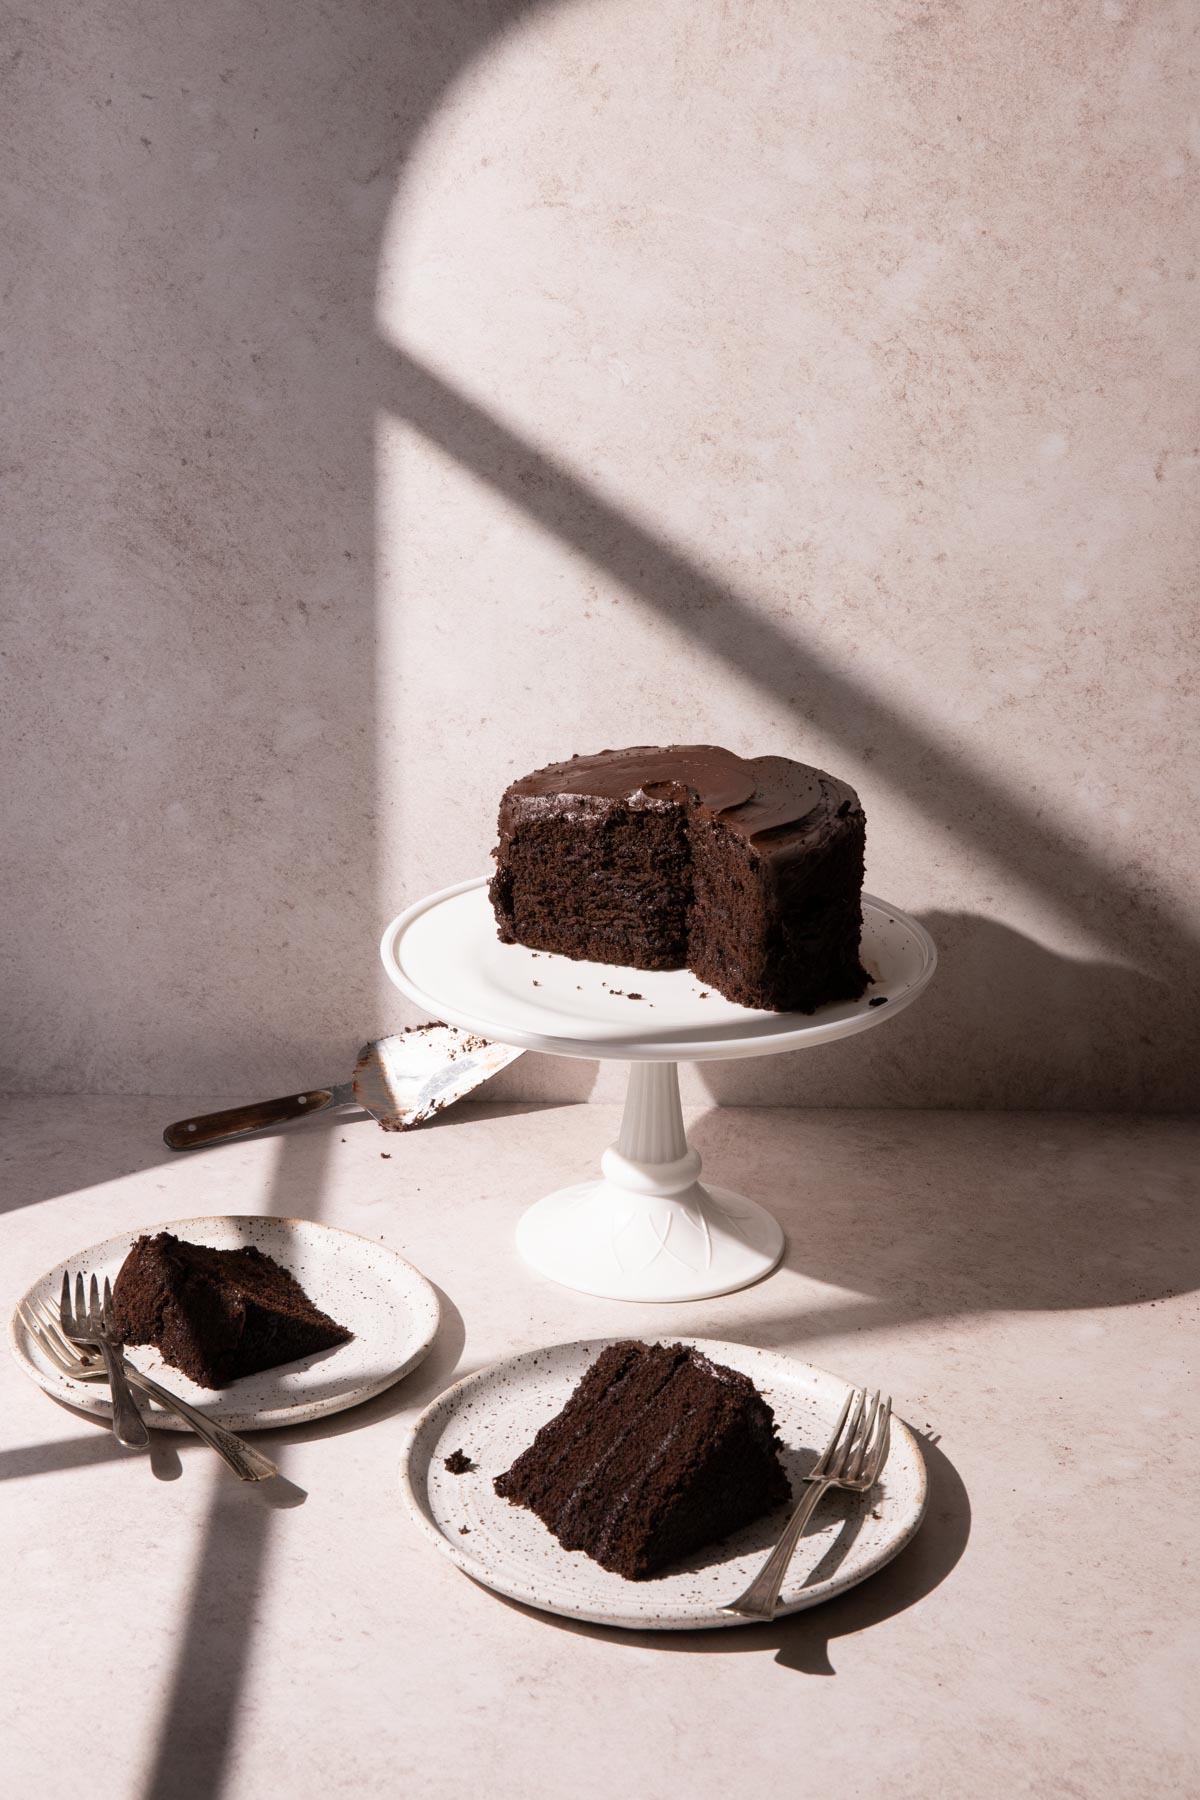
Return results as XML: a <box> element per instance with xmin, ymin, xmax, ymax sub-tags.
<box><xmin>493</xmin><ymin>1341</ymin><xmax>791</xmax><ymax>1580</ymax></box>
<box><xmin>111</xmin><ymin>1232</ymin><xmax>352</xmax><ymax>1389</ymax></box>
<box><xmin>488</xmin><ymin>745</ymin><xmax>868</xmax><ymax>1012</ymax></box>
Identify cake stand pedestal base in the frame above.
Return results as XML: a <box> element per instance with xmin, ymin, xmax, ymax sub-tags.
<box><xmin>515</xmin><ymin>1062</ymin><xmax>784</xmax><ymax>1302</ymax></box>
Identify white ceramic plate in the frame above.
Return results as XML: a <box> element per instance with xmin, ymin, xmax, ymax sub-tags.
<box><xmin>402</xmin><ymin>1338</ymin><xmax>926</xmax><ymax>1630</ymax></box>
<box><xmin>381</xmin><ymin>878</ymin><xmax>936</xmax><ymax>1061</ymax></box>
<box><xmin>9</xmin><ymin>1216</ymin><xmax>440</xmax><ymax>1432</ymax></box>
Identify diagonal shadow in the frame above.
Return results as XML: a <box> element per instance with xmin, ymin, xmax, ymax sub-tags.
<box><xmin>686</xmin><ymin>1106</ymin><xmax>1200</xmax><ymax>1311</ymax></box>
<box><xmin>0</xmin><ymin>1434</ymin><xmax>146</xmax><ymax>1482</ymax></box>
<box><xmin>376</xmin><ymin>344</ymin><xmax>1199</xmax><ymax>985</ymax></box>
<box><xmin>701</xmin><ymin>912</ymin><xmax>1187</xmax><ymax>1111</ymax></box>
<box><xmin>137</xmin><ymin>1128</ymin><xmax>331</xmax><ymax>1800</ymax></box>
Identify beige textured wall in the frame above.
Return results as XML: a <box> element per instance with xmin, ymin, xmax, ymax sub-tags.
<box><xmin>5</xmin><ymin>2</ymin><xmax>1199</xmax><ymax>1108</ymax></box>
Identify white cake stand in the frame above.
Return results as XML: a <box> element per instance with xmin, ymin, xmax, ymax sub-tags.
<box><xmin>380</xmin><ymin>879</ymin><xmax>936</xmax><ymax>1304</ymax></box>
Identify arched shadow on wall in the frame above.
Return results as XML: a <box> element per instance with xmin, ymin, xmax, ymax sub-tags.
<box><xmin>10</xmin><ymin>5</ymin><xmax>1187</xmax><ymax>1799</ymax></box>
<box><xmin>374</xmin><ymin>348</ymin><xmax>1200</xmax><ymax>1111</ymax></box>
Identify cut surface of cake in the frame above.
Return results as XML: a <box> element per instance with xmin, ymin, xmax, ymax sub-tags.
<box><xmin>493</xmin><ymin>1341</ymin><xmax>791</xmax><ymax>1580</ymax></box>
<box><xmin>111</xmin><ymin>1231</ymin><xmax>352</xmax><ymax>1389</ymax></box>
<box><xmin>488</xmin><ymin>745</ymin><xmax>868</xmax><ymax>1012</ymax></box>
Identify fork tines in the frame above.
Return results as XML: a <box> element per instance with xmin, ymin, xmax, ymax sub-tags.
<box><xmin>822</xmin><ymin>1386</ymin><xmax>892</xmax><ymax>1489</ymax></box>
<box><xmin>58</xmin><ymin>1270</ymin><xmax>117</xmax><ymax>1343</ymax></box>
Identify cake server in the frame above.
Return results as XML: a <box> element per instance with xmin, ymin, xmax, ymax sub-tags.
<box><xmin>163</xmin><ymin>1027</ymin><xmax>523</xmax><ymax>1151</ymax></box>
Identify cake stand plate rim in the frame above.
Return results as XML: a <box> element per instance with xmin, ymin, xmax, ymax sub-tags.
<box><xmin>380</xmin><ymin>876</ymin><xmax>936</xmax><ymax>1062</ymax></box>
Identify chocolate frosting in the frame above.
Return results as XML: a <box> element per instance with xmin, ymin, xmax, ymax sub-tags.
<box><xmin>505</xmin><ymin>745</ymin><xmax>860</xmax><ymax>849</ymax></box>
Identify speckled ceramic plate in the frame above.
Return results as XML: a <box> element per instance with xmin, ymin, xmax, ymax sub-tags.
<box><xmin>9</xmin><ymin>1215</ymin><xmax>440</xmax><ymax>1432</ymax></box>
<box><xmin>401</xmin><ymin>1338</ymin><xmax>926</xmax><ymax>1630</ymax></box>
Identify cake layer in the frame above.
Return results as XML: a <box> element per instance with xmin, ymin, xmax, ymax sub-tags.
<box><xmin>494</xmin><ymin>1341</ymin><xmax>791</xmax><ymax>1580</ymax></box>
<box><xmin>489</xmin><ymin>744</ymin><xmax>868</xmax><ymax>1012</ymax></box>
<box><xmin>111</xmin><ymin>1231</ymin><xmax>352</xmax><ymax>1389</ymax></box>
<box><xmin>492</xmin><ymin>795</ymin><xmax>692</xmax><ymax>970</ymax></box>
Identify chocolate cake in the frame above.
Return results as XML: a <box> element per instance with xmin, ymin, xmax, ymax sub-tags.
<box><xmin>493</xmin><ymin>1341</ymin><xmax>791</xmax><ymax>1580</ymax></box>
<box><xmin>489</xmin><ymin>745</ymin><xmax>868</xmax><ymax>1012</ymax></box>
<box><xmin>111</xmin><ymin>1232</ymin><xmax>352</xmax><ymax>1389</ymax></box>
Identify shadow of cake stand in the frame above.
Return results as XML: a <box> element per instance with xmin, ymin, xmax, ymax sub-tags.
<box><xmin>381</xmin><ymin>878</ymin><xmax>936</xmax><ymax>1304</ymax></box>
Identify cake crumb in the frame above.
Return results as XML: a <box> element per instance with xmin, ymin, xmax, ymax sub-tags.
<box><xmin>626</xmin><ymin>992</ymin><xmax>643</xmax><ymax>1000</ymax></box>
<box><xmin>698</xmin><ymin>992</ymin><xmax>709</xmax><ymax>999</ymax></box>
<box><xmin>380</xmin><ymin>1151</ymin><xmax>391</xmax><ymax>1158</ymax></box>
<box><xmin>868</xmin><ymin>996</ymin><xmax>888</xmax><ymax>1008</ymax></box>
<box><xmin>532</xmin><ymin>979</ymin><xmax>540</xmax><ymax>987</ymax></box>
<box><xmin>444</xmin><ymin>1449</ymin><xmax>475</xmax><ymax>1474</ymax></box>
<box><xmin>459</xmin><ymin>1525</ymin><xmax>471</xmax><ymax>1534</ymax></box>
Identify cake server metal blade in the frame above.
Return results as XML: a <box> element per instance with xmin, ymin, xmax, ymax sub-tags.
<box><xmin>163</xmin><ymin>1027</ymin><xmax>523</xmax><ymax>1150</ymax></box>
<box><xmin>351</xmin><ymin>1027</ymin><xmax>523</xmax><ymax>1131</ymax></box>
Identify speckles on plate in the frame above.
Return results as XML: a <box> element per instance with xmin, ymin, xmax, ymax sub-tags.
<box><xmin>10</xmin><ymin>1215</ymin><xmax>440</xmax><ymax>1434</ymax></box>
<box><xmin>400</xmin><ymin>1337</ymin><xmax>927</xmax><ymax>1631</ymax></box>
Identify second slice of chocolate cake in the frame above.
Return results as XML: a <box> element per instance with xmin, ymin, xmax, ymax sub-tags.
<box><xmin>111</xmin><ymin>1231</ymin><xmax>352</xmax><ymax>1389</ymax></box>
<box><xmin>493</xmin><ymin>1341</ymin><xmax>791</xmax><ymax>1580</ymax></box>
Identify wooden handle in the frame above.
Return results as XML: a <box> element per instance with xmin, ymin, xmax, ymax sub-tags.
<box><xmin>163</xmin><ymin>1091</ymin><xmax>334</xmax><ymax>1151</ymax></box>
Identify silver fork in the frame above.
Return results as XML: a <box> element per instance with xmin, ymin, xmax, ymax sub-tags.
<box><xmin>26</xmin><ymin>1295</ymin><xmax>278</xmax><ymax>1482</ymax></box>
<box><xmin>60</xmin><ymin>1272</ymin><xmax>149</xmax><ymax>1448</ymax></box>
<box><xmin>723</xmin><ymin>1386</ymin><xmax>892</xmax><ymax>1621</ymax></box>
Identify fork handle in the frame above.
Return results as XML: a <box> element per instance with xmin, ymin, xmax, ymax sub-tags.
<box><xmin>96</xmin><ymin>1340</ymin><xmax>151</xmax><ymax>1447</ymax></box>
<box><xmin>723</xmin><ymin>1479</ymin><xmax>835</xmax><ymax>1620</ymax></box>
<box><xmin>122</xmin><ymin>1368</ymin><xmax>278</xmax><ymax>1482</ymax></box>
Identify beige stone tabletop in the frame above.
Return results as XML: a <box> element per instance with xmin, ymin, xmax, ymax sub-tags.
<box><xmin>2</xmin><ymin>1096</ymin><xmax>1197</xmax><ymax>1799</ymax></box>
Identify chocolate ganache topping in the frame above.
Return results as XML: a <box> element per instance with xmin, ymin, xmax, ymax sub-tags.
<box><xmin>506</xmin><ymin>745</ymin><xmax>858</xmax><ymax>849</ymax></box>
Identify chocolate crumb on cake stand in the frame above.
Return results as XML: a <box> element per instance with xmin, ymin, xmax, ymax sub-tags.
<box><xmin>381</xmin><ymin>880</ymin><xmax>935</xmax><ymax>1302</ymax></box>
